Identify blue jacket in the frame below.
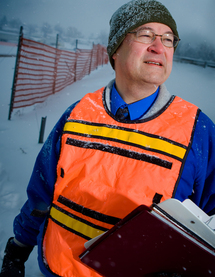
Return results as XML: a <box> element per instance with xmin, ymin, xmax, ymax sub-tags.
<box><xmin>13</xmin><ymin>88</ymin><xmax>215</xmax><ymax>248</ymax></box>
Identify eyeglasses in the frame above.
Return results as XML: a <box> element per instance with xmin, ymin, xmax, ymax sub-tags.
<box><xmin>128</xmin><ymin>29</ymin><xmax>180</xmax><ymax>48</ymax></box>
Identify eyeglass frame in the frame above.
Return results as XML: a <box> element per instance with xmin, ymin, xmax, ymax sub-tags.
<box><xmin>128</xmin><ymin>28</ymin><xmax>181</xmax><ymax>48</ymax></box>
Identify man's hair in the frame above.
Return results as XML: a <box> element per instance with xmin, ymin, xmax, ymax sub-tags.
<box><xmin>107</xmin><ymin>0</ymin><xmax>179</xmax><ymax>68</ymax></box>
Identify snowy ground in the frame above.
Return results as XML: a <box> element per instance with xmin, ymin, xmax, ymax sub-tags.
<box><xmin>0</xmin><ymin>43</ymin><xmax>215</xmax><ymax>276</ymax></box>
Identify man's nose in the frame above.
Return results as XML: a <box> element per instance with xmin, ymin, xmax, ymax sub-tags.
<box><xmin>147</xmin><ymin>36</ymin><xmax>164</xmax><ymax>54</ymax></box>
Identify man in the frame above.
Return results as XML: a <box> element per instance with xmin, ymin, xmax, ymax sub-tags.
<box><xmin>1</xmin><ymin>0</ymin><xmax>215</xmax><ymax>276</ymax></box>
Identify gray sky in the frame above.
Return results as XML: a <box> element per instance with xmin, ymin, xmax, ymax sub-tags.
<box><xmin>0</xmin><ymin>0</ymin><xmax>214</xmax><ymax>45</ymax></box>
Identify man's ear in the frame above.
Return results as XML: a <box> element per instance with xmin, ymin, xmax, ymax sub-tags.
<box><xmin>112</xmin><ymin>53</ymin><xmax>117</xmax><ymax>60</ymax></box>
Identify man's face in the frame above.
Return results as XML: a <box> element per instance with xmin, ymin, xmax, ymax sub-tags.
<box><xmin>112</xmin><ymin>22</ymin><xmax>174</xmax><ymax>89</ymax></box>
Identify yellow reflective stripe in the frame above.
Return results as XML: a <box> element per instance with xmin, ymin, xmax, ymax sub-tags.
<box><xmin>64</xmin><ymin>121</ymin><xmax>186</xmax><ymax>159</ymax></box>
<box><xmin>50</xmin><ymin>207</ymin><xmax>105</xmax><ymax>239</ymax></box>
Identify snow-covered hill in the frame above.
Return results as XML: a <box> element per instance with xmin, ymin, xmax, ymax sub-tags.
<box><xmin>0</xmin><ymin>44</ymin><xmax>215</xmax><ymax>276</ymax></box>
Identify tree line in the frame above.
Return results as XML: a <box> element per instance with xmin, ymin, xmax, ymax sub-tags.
<box><xmin>1</xmin><ymin>15</ymin><xmax>215</xmax><ymax>62</ymax></box>
<box><xmin>176</xmin><ymin>40</ymin><xmax>215</xmax><ymax>62</ymax></box>
<box><xmin>0</xmin><ymin>15</ymin><xmax>108</xmax><ymax>47</ymax></box>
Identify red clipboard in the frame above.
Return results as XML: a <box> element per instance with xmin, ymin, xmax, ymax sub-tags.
<box><xmin>79</xmin><ymin>204</ymin><xmax>215</xmax><ymax>277</ymax></box>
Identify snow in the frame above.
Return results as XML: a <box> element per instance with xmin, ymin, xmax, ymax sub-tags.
<box><xmin>0</xmin><ymin>43</ymin><xmax>215</xmax><ymax>276</ymax></box>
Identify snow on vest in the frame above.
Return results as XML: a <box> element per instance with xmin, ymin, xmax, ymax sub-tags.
<box><xmin>42</xmin><ymin>87</ymin><xmax>199</xmax><ymax>277</ymax></box>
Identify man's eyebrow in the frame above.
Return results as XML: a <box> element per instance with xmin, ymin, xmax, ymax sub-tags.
<box><xmin>135</xmin><ymin>26</ymin><xmax>153</xmax><ymax>31</ymax></box>
<box><xmin>135</xmin><ymin>26</ymin><xmax>173</xmax><ymax>34</ymax></box>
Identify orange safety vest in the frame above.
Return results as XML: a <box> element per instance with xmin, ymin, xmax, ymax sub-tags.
<box><xmin>42</xmin><ymin>87</ymin><xmax>199</xmax><ymax>277</ymax></box>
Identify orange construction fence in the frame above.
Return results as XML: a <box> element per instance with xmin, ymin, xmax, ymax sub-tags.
<box><xmin>8</xmin><ymin>30</ymin><xmax>108</xmax><ymax>119</ymax></box>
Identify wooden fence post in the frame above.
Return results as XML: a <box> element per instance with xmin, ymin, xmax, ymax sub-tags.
<box><xmin>101</xmin><ymin>46</ymin><xmax>103</xmax><ymax>67</ymax></box>
<box><xmin>52</xmin><ymin>33</ymin><xmax>59</xmax><ymax>94</ymax></box>
<box><xmin>8</xmin><ymin>26</ymin><xmax>23</xmax><ymax>120</ymax></box>
<box><xmin>38</xmin><ymin>117</ymin><xmax>47</xmax><ymax>143</ymax></box>
<box><xmin>97</xmin><ymin>44</ymin><xmax>100</xmax><ymax>69</ymax></box>
<box><xmin>74</xmin><ymin>41</ymin><xmax>79</xmax><ymax>82</ymax></box>
<box><xmin>88</xmin><ymin>42</ymin><xmax>94</xmax><ymax>75</ymax></box>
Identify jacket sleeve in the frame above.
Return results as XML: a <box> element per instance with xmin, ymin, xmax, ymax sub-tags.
<box><xmin>175</xmin><ymin>111</ymin><xmax>215</xmax><ymax>215</ymax></box>
<box><xmin>13</xmin><ymin>101</ymin><xmax>79</xmax><ymax>246</ymax></box>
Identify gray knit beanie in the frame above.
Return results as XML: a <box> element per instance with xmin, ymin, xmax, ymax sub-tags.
<box><xmin>107</xmin><ymin>0</ymin><xmax>179</xmax><ymax>68</ymax></box>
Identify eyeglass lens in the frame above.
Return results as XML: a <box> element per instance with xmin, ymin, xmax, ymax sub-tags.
<box><xmin>136</xmin><ymin>29</ymin><xmax>179</xmax><ymax>47</ymax></box>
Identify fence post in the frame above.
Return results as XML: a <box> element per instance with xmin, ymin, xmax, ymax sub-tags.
<box><xmin>102</xmin><ymin>47</ymin><xmax>104</xmax><ymax>66</ymax></box>
<box><xmin>88</xmin><ymin>42</ymin><xmax>94</xmax><ymax>75</ymax></box>
<box><xmin>8</xmin><ymin>26</ymin><xmax>23</xmax><ymax>120</ymax></box>
<box><xmin>73</xmin><ymin>39</ymin><xmax>79</xmax><ymax>82</ymax></box>
<box><xmin>75</xmin><ymin>39</ymin><xmax>78</xmax><ymax>51</ymax></box>
<box><xmin>52</xmin><ymin>34</ymin><xmax>59</xmax><ymax>94</ymax></box>
<box><xmin>101</xmin><ymin>46</ymin><xmax>103</xmax><ymax>67</ymax></box>
<box><xmin>97</xmin><ymin>45</ymin><xmax>100</xmax><ymax>69</ymax></box>
<box><xmin>38</xmin><ymin>117</ymin><xmax>47</xmax><ymax>143</ymax></box>
<box><xmin>55</xmin><ymin>33</ymin><xmax>59</xmax><ymax>49</ymax></box>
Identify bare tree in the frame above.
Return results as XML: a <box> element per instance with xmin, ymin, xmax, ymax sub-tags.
<box><xmin>41</xmin><ymin>22</ymin><xmax>53</xmax><ymax>38</ymax></box>
<box><xmin>27</xmin><ymin>24</ymin><xmax>38</xmax><ymax>37</ymax></box>
<box><xmin>8</xmin><ymin>18</ymin><xmax>22</xmax><ymax>30</ymax></box>
<box><xmin>96</xmin><ymin>30</ymin><xmax>108</xmax><ymax>46</ymax></box>
<box><xmin>54</xmin><ymin>24</ymin><xmax>64</xmax><ymax>36</ymax></box>
<box><xmin>0</xmin><ymin>16</ymin><xmax>8</xmax><ymax>30</ymax></box>
<box><xmin>66</xmin><ymin>26</ymin><xmax>82</xmax><ymax>39</ymax></box>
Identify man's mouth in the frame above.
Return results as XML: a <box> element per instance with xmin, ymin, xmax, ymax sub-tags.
<box><xmin>145</xmin><ymin>61</ymin><xmax>162</xmax><ymax>66</ymax></box>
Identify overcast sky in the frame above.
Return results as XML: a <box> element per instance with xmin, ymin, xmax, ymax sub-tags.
<box><xmin>0</xmin><ymin>0</ymin><xmax>214</xmax><ymax>46</ymax></box>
